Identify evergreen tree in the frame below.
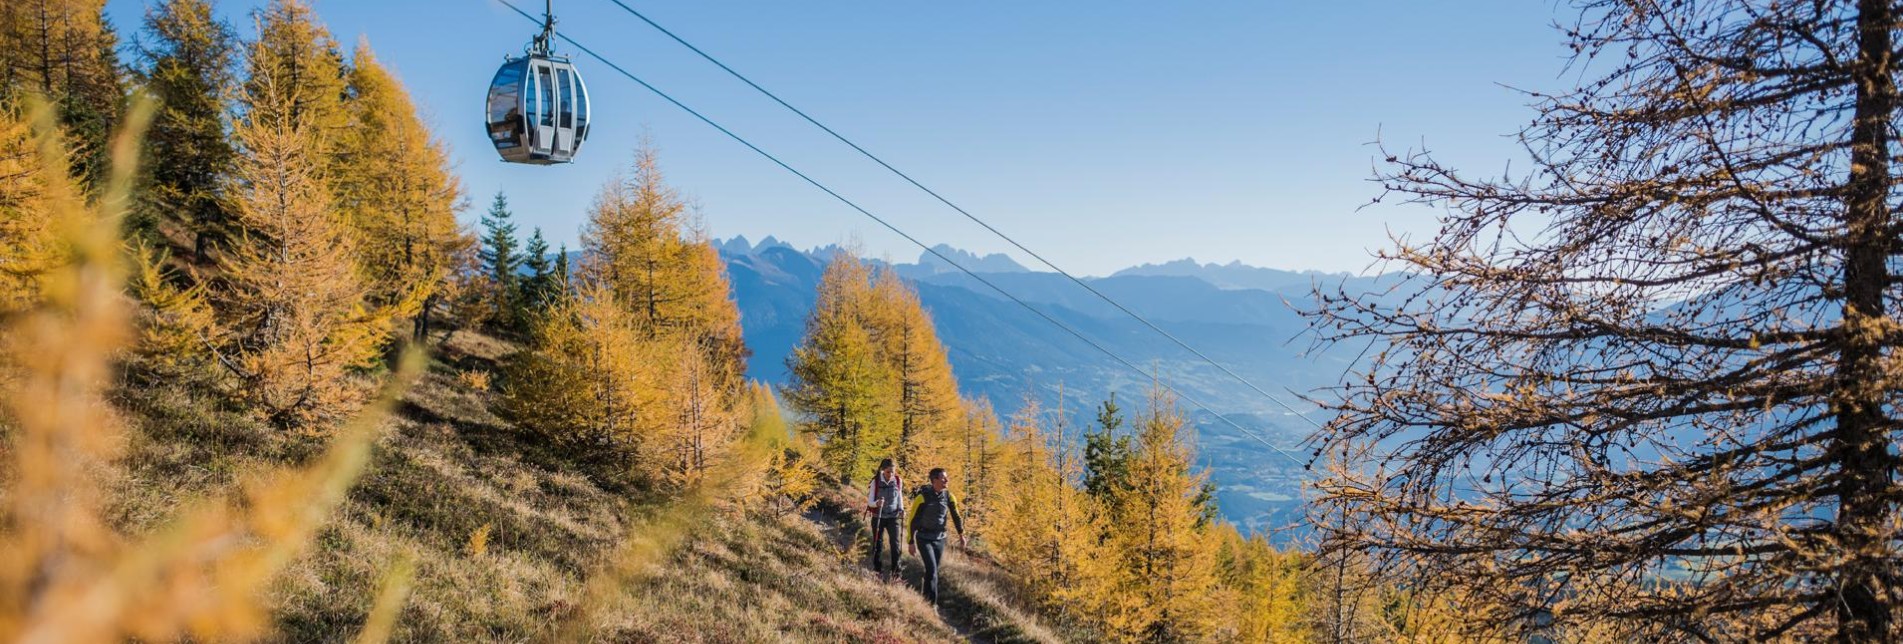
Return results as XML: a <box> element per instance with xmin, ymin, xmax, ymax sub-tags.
<box><xmin>133</xmin><ymin>0</ymin><xmax>235</xmax><ymax>258</ymax></box>
<box><xmin>0</xmin><ymin>0</ymin><xmax>125</xmax><ymax>184</ymax></box>
<box><xmin>1082</xmin><ymin>393</ymin><xmax>1133</xmax><ymax>500</ymax></box>
<box><xmin>781</xmin><ymin>253</ymin><xmax>897</xmax><ymax>485</ymax></box>
<box><xmin>334</xmin><ymin>43</ymin><xmax>467</xmax><ymax>341</ymax></box>
<box><xmin>477</xmin><ymin>191</ymin><xmax>521</xmax><ymax>332</ymax></box>
<box><xmin>552</xmin><ymin>241</ymin><xmax>569</xmax><ymax>297</ymax></box>
<box><xmin>518</xmin><ymin>227</ymin><xmax>553</xmax><ymax>310</ymax></box>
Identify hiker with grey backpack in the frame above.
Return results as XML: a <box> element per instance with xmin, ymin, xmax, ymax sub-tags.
<box><xmin>905</xmin><ymin>467</ymin><xmax>967</xmax><ymax>607</ymax></box>
<box><xmin>863</xmin><ymin>458</ymin><xmax>906</xmax><ymax>583</ymax></box>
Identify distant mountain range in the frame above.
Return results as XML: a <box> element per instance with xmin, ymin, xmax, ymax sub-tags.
<box><xmin>715</xmin><ymin>236</ymin><xmax>1399</xmax><ymax>538</ymax></box>
<box><xmin>1114</xmin><ymin>258</ymin><xmax>1355</xmax><ymax>294</ymax></box>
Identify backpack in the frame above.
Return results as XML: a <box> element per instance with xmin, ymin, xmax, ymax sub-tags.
<box><xmin>911</xmin><ymin>486</ymin><xmax>951</xmax><ymax>537</ymax></box>
<box><xmin>872</xmin><ymin>474</ymin><xmax>904</xmax><ymax>517</ymax></box>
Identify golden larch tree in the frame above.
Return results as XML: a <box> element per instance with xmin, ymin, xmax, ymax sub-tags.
<box><xmin>0</xmin><ymin>104</ymin><xmax>75</xmax><ymax>316</ymax></box>
<box><xmin>579</xmin><ymin>142</ymin><xmax>746</xmax><ymax>390</ymax></box>
<box><xmin>865</xmin><ymin>267</ymin><xmax>961</xmax><ymax>482</ymax></box>
<box><xmin>781</xmin><ymin>252</ymin><xmax>898</xmax><ymax>485</ymax></box>
<box><xmin>497</xmin><ymin>283</ymin><xmax>666</xmax><ymax>476</ymax></box>
<box><xmin>0</xmin><ymin>97</ymin><xmax>414</xmax><ymax>644</ymax></box>
<box><xmin>985</xmin><ymin>398</ymin><xmax>1102</xmax><ymax>623</ymax></box>
<box><xmin>333</xmin><ymin>42</ymin><xmax>468</xmax><ymax>340</ymax></box>
<box><xmin>241</xmin><ymin>0</ymin><xmax>346</xmax><ymax>158</ymax></box>
<box><xmin>953</xmin><ymin>396</ymin><xmax>1005</xmax><ymax>540</ymax></box>
<box><xmin>126</xmin><ymin>242</ymin><xmax>218</xmax><ymax>379</ymax></box>
<box><xmin>216</xmin><ymin>64</ymin><xmax>380</xmax><ymax>426</ymax></box>
<box><xmin>1212</xmin><ymin>525</ymin><xmax>1311</xmax><ymax>643</ymax></box>
<box><xmin>657</xmin><ymin>332</ymin><xmax>738</xmax><ymax>488</ymax></box>
<box><xmin>1311</xmin><ymin>1</ymin><xmax>1903</xmax><ymax>639</ymax></box>
<box><xmin>0</xmin><ymin>0</ymin><xmax>123</xmax><ymax>182</ymax></box>
<box><xmin>1099</xmin><ymin>389</ymin><xmax>1218</xmax><ymax>642</ymax></box>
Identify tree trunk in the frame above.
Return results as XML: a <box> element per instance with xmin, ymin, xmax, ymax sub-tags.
<box><xmin>414</xmin><ymin>293</ymin><xmax>436</xmax><ymax>342</ymax></box>
<box><xmin>1833</xmin><ymin>1</ymin><xmax>1898</xmax><ymax>640</ymax></box>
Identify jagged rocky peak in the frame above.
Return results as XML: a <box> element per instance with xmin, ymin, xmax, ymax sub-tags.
<box><xmin>917</xmin><ymin>244</ymin><xmax>1030</xmax><ymax>274</ymax></box>
<box><xmin>714</xmin><ymin>234</ymin><xmax>795</xmax><ymax>256</ymax></box>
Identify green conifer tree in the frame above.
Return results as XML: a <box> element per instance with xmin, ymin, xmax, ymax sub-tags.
<box><xmin>553</xmin><ymin>242</ymin><xmax>570</xmax><ymax>298</ymax></box>
<box><xmin>133</xmin><ymin>0</ymin><xmax>236</xmax><ymax>258</ymax></box>
<box><xmin>519</xmin><ymin>227</ymin><xmax>553</xmax><ymax>310</ymax></box>
<box><xmin>478</xmin><ymin>191</ymin><xmax>521</xmax><ymax>332</ymax></box>
<box><xmin>1083</xmin><ymin>393</ymin><xmax>1134</xmax><ymax>500</ymax></box>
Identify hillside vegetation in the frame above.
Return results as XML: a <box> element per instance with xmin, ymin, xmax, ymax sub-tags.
<box><xmin>119</xmin><ymin>327</ymin><xmax>1058</xmax><ymax>642</ymax></box>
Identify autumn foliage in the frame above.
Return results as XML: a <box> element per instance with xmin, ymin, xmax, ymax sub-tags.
<box><xmin>498</xmin><ymin>143</ymin><xmax>751</xmax><ymax>492</ymax></box>
<box><xmin>784</xmin><ymin>252</ymin><xmax>1311</xmax><ymax>640</ymax></box>
<box><xmin>0</xmin><ymin>97</ymin><xmax>416</xmax><ymax>643</ymax></box>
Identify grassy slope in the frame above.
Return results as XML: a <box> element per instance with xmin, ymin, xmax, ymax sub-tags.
<box><xmin>109</xmin><ymin>328</ymin><xmax>1061</xmax><ymax>642</ymax></box>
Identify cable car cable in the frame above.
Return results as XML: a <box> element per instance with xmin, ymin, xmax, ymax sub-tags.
<box><xmin>593</xmin><ymin>0</ymin><xmax>1329</xmax><ymax>434</ymax></box>
<box><xmin>493</xmin><ymin>0</ymin><xmax>1307</xmax><ymax>468</ymax></box>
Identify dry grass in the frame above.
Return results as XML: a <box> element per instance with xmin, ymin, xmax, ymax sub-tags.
<box><xmin>608</xmin><ymin>510</ymin><xmax>959</xmax><ymax>642</ymax></box>
<box><xmin>99</xmin><ymin>324</ymin><xmax>1073</xmax><ymax>642</ymax></box>
<box><xmin>268</xmin><ymin>331</ymin><xmax>633</xmax><ymax>642</ymax></box>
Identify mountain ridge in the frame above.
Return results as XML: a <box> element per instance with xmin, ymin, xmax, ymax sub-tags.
<box><xmin>1113</xmin><ymin>257</ymin><xmax>1357</xmax><ymax>293</ymax></box>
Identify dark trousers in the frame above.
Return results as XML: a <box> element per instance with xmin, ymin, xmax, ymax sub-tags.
<box><xmin>917</xmin><ymin>537</ymin><xmax>946</xmax><ymax>605</ymax></box>
<box><xmin>870</xmin><ymin>517</ymin><xmax>902</xmax><ymax>573</ymax></box>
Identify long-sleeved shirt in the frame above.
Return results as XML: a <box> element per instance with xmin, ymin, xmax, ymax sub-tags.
<box><xmin>904</xmin><ymin>486</ymin><xmax>964</xmax><ymax>543</ymax></box>
<box><xmin>866</xmin><ymin>472</ymin><xmax>905</xmax><ymax>518</ymax></box>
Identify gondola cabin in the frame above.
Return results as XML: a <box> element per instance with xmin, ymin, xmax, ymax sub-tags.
<box><xmin>486</xmin><ymin>54</ymin><xmax>589</xmax><ymax>164</ymax></box>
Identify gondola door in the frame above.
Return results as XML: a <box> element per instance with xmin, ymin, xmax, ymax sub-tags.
<box><xmin>554</xmin><ymin>66</ymin><xmax>576</xmax><ymax>160</ymax></box>
<box><xmin>530</xmin><ymin>61</ymin><xmax>558</xmax><ymax>161</ymax></box>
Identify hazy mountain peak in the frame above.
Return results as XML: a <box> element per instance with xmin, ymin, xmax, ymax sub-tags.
<box><xmin>918</xmin><ymin>244</ymin><xmax>1030</xmax><ymax>274</ymax></box>
<box><xmin>713</xmin><ymin>235</ymin><xmax>793</xmax><ymax>256</ymax></box>
<box><xmin>1114</xmin><ymin>258</ymin><xmax>1349</xmax><ymax>292</ymax></box>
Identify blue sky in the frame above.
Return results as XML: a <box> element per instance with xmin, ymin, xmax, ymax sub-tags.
<box><xmin>105</xmin><ymin>0</ymin><xmax>1573</xmax><ymax>275</ymax></box>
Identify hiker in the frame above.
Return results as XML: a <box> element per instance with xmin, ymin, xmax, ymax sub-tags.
<box><xmin>905</xmin><ymin>467</ymin><xmax>966</xmax><ymax>607</ymax></box>
<box><xmin>863</xmin><ymin>458</ymin><xmax>905</xmax><ymax>582</ymax></box>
